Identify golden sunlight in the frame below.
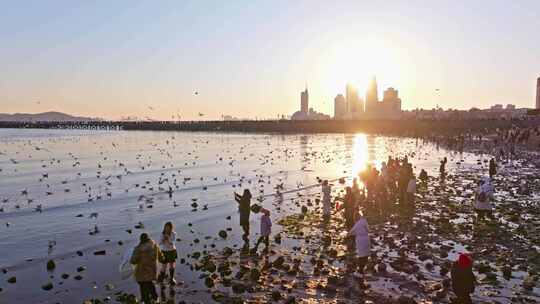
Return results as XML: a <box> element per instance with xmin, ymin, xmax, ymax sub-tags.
<box><xmin>351</xmin><ymin>133</ymin><xmax>369</xmax><ymax>182</ymax></box>
<box><xmin>321</xmin><ymin>37</ymin><xmax>403</xmax><ymax>97</ymax></box>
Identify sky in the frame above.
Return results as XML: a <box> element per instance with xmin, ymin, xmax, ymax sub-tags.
<box><xmin>1</xmin><ymin>0</ymin><xmax>540</xmax><ymax>120</ymax></box>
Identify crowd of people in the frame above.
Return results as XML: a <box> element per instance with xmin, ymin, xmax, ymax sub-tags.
<box><xmin>127</xmin><ymin>152</ymin><xmax>504</xmax><ymax>303</ymax></box>
<box><xmin>332</xmin><ymin>156</ymin><xmax>419</xmax><ymax>228</ymax></box>
<box><xmin>326</xmin><ymin>154</ymin><xmax>498</xmax><ymax>303</ymax></box>
<box><xmin>128</xmin><ymin>188</ymin><xmax>274</xmax><ymax>303</ymax></box>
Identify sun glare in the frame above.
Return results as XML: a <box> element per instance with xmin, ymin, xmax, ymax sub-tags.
<box><xmin>351</xmin><ymin>133</ymin><xmax>369</xmax><ymax>182</ymax></box>
<box><xmin>321</xmin><ymin>38</ymin><xmax>402</xmax><ymax>98</ymax></box>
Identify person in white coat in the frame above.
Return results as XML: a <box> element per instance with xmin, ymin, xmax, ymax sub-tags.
<box><xmin>347</xmin><ymin>212</ymin><xmax>370</xmax><ymax>276</ymax></box>
<box><xmin>405</xmin><ymin>174</ymin><xmax>417</xmax><ymax>218</ymax></box>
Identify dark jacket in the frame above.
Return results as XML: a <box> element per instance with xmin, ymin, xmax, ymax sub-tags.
<box><xmin>451</xmin><ymin>259</ymin><xmax>476</xmax><ymax>296</ymax></box>
<box><xmin>130</xmin><ymin>240</ymin><xmax>162</xmax><ymax>282</ymax></box>
<box><xmin>235</xmin><ymin>193</ymin><xmax>251</xmax><ymax>226</ymax></box>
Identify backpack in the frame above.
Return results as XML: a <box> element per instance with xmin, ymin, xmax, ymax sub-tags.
<box><xmin>478</xmin><ymin>192</ymin><xmax>487</xmax><ymax>202</ymax></box>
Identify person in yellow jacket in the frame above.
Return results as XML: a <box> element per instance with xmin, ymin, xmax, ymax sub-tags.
<box><xmin>131</xmin><ymin>233</ymin><xmax>163</xmax><ymax>303</ymax></box>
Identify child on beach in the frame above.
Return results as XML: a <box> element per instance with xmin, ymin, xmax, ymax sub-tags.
<box><xmin>158</xmin><ymin>222</ymin><xmax>178</xmax><ymax>285</ymax></box>
<box><xmin>253</xmin><ymin>208</ymin><xmax>272</xmax><ymax>253</ymax></box>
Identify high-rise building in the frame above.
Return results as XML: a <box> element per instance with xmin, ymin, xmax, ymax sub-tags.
<box><xmin>382</xmin><ymin>87</ymin><xmax>401</xmax><ymax>112</ymax></box>
<box><xmin>334</xmin><ymin>94</ymin><xmax>347</xmax><ymax>119</ymax></box>
<box><xmin>346</xmin><ymin>83</ymin><xmax>359</xmax><ymax>113</ymax></box>
<box><xmin>292</xmin><ymin>86</ymin><xmax>330</xmax><ymax>120</ymax></box>
<box><xmin>365</xmin><ymin>76</ymin><xmax>379</xmax><ymax>113</ymax></box>
<box><xmin>536</xmin><ymin>77</ymin><xmax>540</xmax><ymax>109</ymax></box>
<box><xmin>301</xmin><ymin>86</ymin><xmax>309</xmax><ymax>114</ymax></box>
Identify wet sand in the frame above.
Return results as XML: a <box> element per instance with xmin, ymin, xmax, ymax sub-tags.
<box><xmin>0</xmin><ymin>129</ymin><xmax>538</xmax><ymax>303</ymax></box>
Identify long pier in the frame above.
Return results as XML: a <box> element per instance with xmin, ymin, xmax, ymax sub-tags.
<box><xmin>0</xmin><ymin>119</ymin><xmax>538</xmax><ymax>135</ymax></box>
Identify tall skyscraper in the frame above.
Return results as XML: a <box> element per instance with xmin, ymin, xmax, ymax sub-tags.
<box><xmin>301</xmin><ymin>86</ymin><xmax>309</xmax><ymax>114</ymax></box>
<box><xmin>334</xmin><ymin>94</ymin><xmax>346</xmax><ymax>119</ymax></box>
<box><xmin>365</xmin><ymin>76</ymin><xmax>379</xmax><ymax>113</ymax></box>
<box><xmin>536</xmin><ymin>77</ymin><xmax>540</xmax><ymax>109</ymax></box>
<box><xmin>346</xmin><ymin>83</ymin><xmax>359</xmax><ymax>113</ymax></box>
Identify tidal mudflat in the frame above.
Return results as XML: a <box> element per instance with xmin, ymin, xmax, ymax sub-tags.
<box><xmin>0</xmin><ymin>129</ymin><xmax>538</xmax><ymax>303</ymax></box>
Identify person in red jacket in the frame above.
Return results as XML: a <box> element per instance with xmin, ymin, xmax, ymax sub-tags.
<box><xmin>451</xmin><ymin>253</ymin><xmax>476</xmax><ymax>304</ymax></box>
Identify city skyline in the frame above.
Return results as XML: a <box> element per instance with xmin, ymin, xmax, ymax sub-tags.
<box><xmin>2</xmin><ymin>1</ymin><xmax>540</xmax><ymax>120</ymax></box>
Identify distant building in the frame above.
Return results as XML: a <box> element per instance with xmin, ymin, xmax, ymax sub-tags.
<box><xmin>382</xmin><ymin>87</ymin><xmax>402</xmax><ymax>113</ymax></box>
<box><xmin>406</xmin><ymin>103</ymin><xmax>529</xmax><ymax>120</ymax></box>
<box><xmin>291</xmin><ymin>87</ymin><xmax>330</xmax><ymax>120</ymax></box>
<box><xmin>536</xmin><ymin>77</ymin><xmax>540</xmax><ymax>109</ymax></box>
<box><xmin>363</xmin><ymin>77</ymin><xmax>401</xmax><ymax>119</ymax></box>
<box><xmin>222</xmin><ymin>115</ymin><xmax>239</xmax><ymax>121</ymax></box>
<box><xmin>490</xmin><ymin>104</ymin><xmax>504</xmax><ymax>111</ymax></box>
<box><xmin>346</xmin><ymin>83</ymin><xmax>364</xmax><ymax>115</ymax></box>
<box><xmin>333</xmin><ymin>77</ymin><xmax>402</xmax><ymax>120</ymax></box>
<box><xmin>365</xmin><ymin>76</ymin><xmax>379</xmax><ymax>114</ymax></box>
<box><xmin>334</xmin><ymin>94</ymin><xmax>347</xmax><ymax>119</ymax></box>
<box><xmin>301</xmin><ymin>87</ymin><xmax>309</xmax><ymax>114</ymax></box>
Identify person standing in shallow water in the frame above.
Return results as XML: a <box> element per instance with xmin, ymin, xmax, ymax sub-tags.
<box><xmin>157</xmin><ymin>222</ymin><xmax>177</xmax><ymax>285</ymax></box>
<box><xmin>440</xmin><ymin>157</ymin><xmax>448</xmax><ymax>176</ymax></box>
<box><xmin>489</xmin><ymin>158</ymin><xmax>497</xmax><ymax>179</ymax></box>
<box><xmin>234</xmin><ymin>189</ymin><xmax>252</xmax><ymax>241</ymax></box>
<box><xmin>451</xmin><ymin>253</ymin><xmax>476</xmax><ymax>304</ymax></box>
<box><xmin>130</xmin><ymin>233</ymin><xmax>162</xmax><ymax>304</ymax></box>
<box><xmin>338</xmin><ymin>187</ymin><xmax>356</xmax><ymax>229</ymax></box>
<box><xmin>474</xmin><ymin>177</ymin><xmax>494</xmax><ymax>221</ymax></box>
<box><xmin>405</xmin><ymin>169</ymin><xmax>416</xmax><ymax>217</ymax></box>
<box><xmin>321</xmin><ymin>180</ymin><xmax>332</xmax><ymax>220</ymax></box>
<box><xmin>347</xmin><ymin>212</ymin><xmax>370</xmax><ymax>278</ymax></box>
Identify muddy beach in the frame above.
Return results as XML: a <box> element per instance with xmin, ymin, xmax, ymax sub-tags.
<box><xmin>0</xmin><ymin>129</ymin><xmax>538</xmax><ymax>304</ymax></box>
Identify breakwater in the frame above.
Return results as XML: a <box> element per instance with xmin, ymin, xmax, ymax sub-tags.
<box><xmin>0</xmin><ymin>119</ymin><xmax>538</xmax><ymax>135</ymax></box>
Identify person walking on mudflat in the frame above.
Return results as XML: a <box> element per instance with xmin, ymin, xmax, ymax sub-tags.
<box><xmin>347</xmin><ymin>212</ymin><xmax>371</xmax><ymax>280</ymax></box>
<box><xmin>489</xmin><ymin>158</ymin><xmax>497</xmax><ymax>179</ymax></box>
<box><xmin>321</xmin><ymin>180</ymin><xmax>332</xmax><ymax>220</ymax></box>
<box><xmin>131</xmin><ymin>233</ymin><xmax>163</xmax><ymax>304</ymax></box>
<box><xmin>234</xmin><ymin>189</ymin><xmax>252</xmax><ymax>241</ymax></box>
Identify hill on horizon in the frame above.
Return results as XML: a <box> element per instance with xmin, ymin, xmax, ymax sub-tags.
<box><xmin>0</xmin><ymin>111</ymin><xmax>98</xmax><ymax>122</ymax></box>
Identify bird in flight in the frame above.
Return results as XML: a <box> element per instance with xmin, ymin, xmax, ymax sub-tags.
<box><xmin>198</xmin><ymin>113</ymin><xmax>204</xmax><ymax>117</ymax></box>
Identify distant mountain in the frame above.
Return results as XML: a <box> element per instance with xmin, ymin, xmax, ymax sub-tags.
<box><xmin>0</xmin><ymin>111</ymin><xmax>98</xmax><ymax>122</ymax></box>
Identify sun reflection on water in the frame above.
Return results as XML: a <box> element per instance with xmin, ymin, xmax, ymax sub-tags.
<box><xmin>351</xmin><ymin>133</ymin><xmax>369</xmax><ymax>182</ymax></box>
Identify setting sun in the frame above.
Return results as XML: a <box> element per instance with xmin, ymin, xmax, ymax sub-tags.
<box><xmin>321</xmin><ymin>37</ymin><xmax>405</xmax><ymax>99</ymax></box>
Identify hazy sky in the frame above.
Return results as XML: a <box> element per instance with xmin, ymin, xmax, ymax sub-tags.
<box><xmin>1</xmin><ymin>0</ymin><xmax>540</xmax><ymax>120</ymax></box>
